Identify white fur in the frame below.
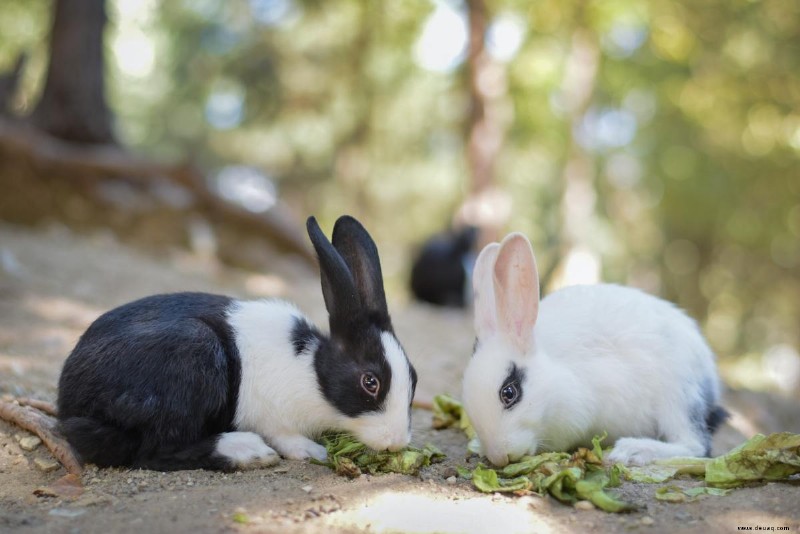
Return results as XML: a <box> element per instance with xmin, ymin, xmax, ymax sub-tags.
<box><xmin>463</xmin><ymin>237</ymin><xmax>722</xmax><ymax>467</ymax></box>
<box><xmin>228</xmin><ymin>299</ymin><xmax>342</xmax><ymax>460</ymax></box>
<box><xmin>340</xmin><ymin>332</ymin><xmax>413</xmax><ymax>451</ymax></box>
<box><xmin>215</xmin><ymin>431</ymin><xmax>280</xmax><ymax>468</ymax></box>
<box><xmin>227</xmin><ymin>299</ymin><xmax>413</xmax><ymax>459</ymax></box>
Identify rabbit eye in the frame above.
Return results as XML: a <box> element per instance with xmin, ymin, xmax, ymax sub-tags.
<box><xmin>361</xmin><ymin>372</ymin><xmax>380</xmax><ymax>397</ymax></box>
<box><xmin>499</xmin><ymin>383</ymin><xmax>520</xmax><ymax>408</ymax></box>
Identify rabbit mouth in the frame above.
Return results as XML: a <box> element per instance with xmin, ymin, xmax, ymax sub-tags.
<box><xmin>487</xmin><ymin>451</ymin><xmax>510</xmax><ymax>467</ymax></box>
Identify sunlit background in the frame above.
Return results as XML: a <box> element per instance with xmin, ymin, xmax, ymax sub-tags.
<box><xmin>1</xmin><ymin>0</ymin><xmax>799</xmax><ymax>396</ymax></box>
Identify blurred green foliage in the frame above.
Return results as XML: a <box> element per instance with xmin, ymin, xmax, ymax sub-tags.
<box><xmin>1</xmin><ymin>0</ymin><xmax>798</xmax><ymax>381</ymax></box>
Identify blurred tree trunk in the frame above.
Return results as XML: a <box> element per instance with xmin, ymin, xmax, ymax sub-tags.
<box><xmin>465</xmin><ymin>0</ymin><xmax>495</xmax><ymax>194</ymax></box>
<box><xmin>0</xmin><ymin>53</ymin><xmax>26</xmax><ymax>116</ymax></box>
<box><xmin>460</xmin><ymin>0</ymin><xmax>510</xmax><ymax>245</ymax></box>
<box><xmin>32</xmin><ymin>0</ymin><xmax>114</xmax><ymax>144</ymax></box>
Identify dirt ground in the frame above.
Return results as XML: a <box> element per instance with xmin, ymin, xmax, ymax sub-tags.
<box><xmin>1</xmin><ymin>222</ymin><xmax>799</xmax><ymax>534</ymax></box>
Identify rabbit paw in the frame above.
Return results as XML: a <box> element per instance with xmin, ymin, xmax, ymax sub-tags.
<box><xmin>606</xmin><ymin>437</ymin><xmax>697</xmax><ymax>466</ymax></box>
<box><xmin>216</xmin><ymin>432</ymin><xmax>280</xmax><ymax>468</ymax></box>
<box><xmin>271</xmin><ymin>435</ymin><xmax>329</xmax><ymax>462</ymax></box>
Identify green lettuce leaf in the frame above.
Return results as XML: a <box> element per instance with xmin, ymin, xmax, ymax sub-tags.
<box><xmin>432</xmin><ymin>394</ymin><xmax>477</xmax><ymax>441</ymax></box>
<box><xmin>313</xmin><ymin>432</ymin><xmax>445</xmax><ymax>477</ymax></box>
<box><xmin>576</xmin><ymin>469</ymin><xmax>637</xmax><ymax>512</ymax></box>
<box><xmin>433</xmin><ymin>394</ymin><xmax>800</xmax><ymax>512</ymax></box>
<box><xmin>472</xmin><ymin>464</ymin><xmax>533</xmax><ymax>493</ymax></box>
<box><xmin>705</xmin><ymin>432</ymin><xmax>800</xmax><ymax>488</ymax></box>
<box><xmin>464</xmin><ymin>437</ymin><xmax>637</xmax><ymax>513</ymax></box>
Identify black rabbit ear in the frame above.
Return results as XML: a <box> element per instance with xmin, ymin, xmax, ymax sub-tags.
<box><xmin>331</xmin><ymin>215</ymin><xmax>390</xmax><ymax>325</ymax></box>
<box><xmin>306</xmin><ymin>216</ymin><xmax>360</xmax><ymax>331</ymax></box>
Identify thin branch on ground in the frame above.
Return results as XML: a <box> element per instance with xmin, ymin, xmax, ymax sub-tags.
<box><xmin>16</xmin><ymin>397</ymin><xmax>58</xmax><ymax>417</ymax></box>
<box><xmin>0</xmin><ymin>397</ymin><xmax>82</xmax><ymax>475</ymax></box>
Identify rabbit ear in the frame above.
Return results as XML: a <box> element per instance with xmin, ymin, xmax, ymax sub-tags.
<box><xmin>473</xmin><ymin>242</ymin><xmax>500</xmax><ymax>339</ymax></box>
<box><xmin>306</xmin><ymin>216</ymin><xmax>360</xmax><ymax>332</ymax></box>
<box><xmin>331</xmin><ymin>215</ymin><xmax>390</xmax><ymax>326</ymax></box>
<box><xmin>493</xmin><ymin>233</ymin><xmax>540</xmax><ymax>353</ymax></box>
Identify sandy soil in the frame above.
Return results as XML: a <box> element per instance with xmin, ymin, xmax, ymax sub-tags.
<box><xmin>1</xmin><ymin>223</ymin><xmax>799</xmax><ymax>534</ymax></box>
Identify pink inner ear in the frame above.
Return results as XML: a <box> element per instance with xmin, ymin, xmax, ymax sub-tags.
<box><xmin>493</xmin><ymin>234</ymin><xmax>539</xmax><ymax>353</ymax></box>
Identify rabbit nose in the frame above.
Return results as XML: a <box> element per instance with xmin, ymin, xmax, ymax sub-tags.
<box><xmin>369</xmin><ymin>430</ymin><xmax>409</xmax><ymax>452</ymax></box>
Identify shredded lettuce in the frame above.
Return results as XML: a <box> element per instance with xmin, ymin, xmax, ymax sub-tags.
<box><xmin>312</xmin><ymin>432</ymin><xmax>445</xmax><ymax>477</ymax></box>
<box><xmin>705</xmin><ymin>432</ymin><xmax>800</xmax><ymax>488</ymax></box>
<box><xmin>463</xmin><ymin>435</ymin><xmax>637</xmax><ymax>512</ymax></box>
<box><xmin>431</xmin><ymin>394</ymin><xmax>800</xmax><ymax>511</ymax></box>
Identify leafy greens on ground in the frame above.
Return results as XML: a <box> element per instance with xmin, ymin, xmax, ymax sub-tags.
<box><xmin>312</xmin><ymin>432</ymin><xmax>445</xmax><ymax>478</ymax></box>
<box><xmin>432</xmin><ymin>394</ymin><xmax>800</xmax><ymax>512</ymax></box>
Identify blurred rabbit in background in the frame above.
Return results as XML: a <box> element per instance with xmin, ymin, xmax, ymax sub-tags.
<box><xmin>410</xmin><ymin>225</ymin><xmax>478</xmax><ymax>308</ymax></box>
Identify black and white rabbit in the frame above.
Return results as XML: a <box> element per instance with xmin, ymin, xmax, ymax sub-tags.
<box><xmin>57</xmin><ymin>215</ymin><xmax>417</xmax><ymax>471</ymax></box>
<box><xmin>409</xmin><ymin>225</ymin><xmax>478</xmax><ymax>307</ymax></box>
<box><xmin>461</xmin><ymin>232</ymin><xmax>727</xmax><ymax>466</ymax></box>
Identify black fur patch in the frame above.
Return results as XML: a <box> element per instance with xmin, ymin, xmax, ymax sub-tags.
<box><xmin>503</xmin><ymin>363</ymin><xmax>526</xmax><ymax>388</ymax></box>
<box><xmin>706</xmin><ymin>406</ymin><xmax>730</xmax><ymax>434</ymax></box>
<box><xmin>291</xmin><ymin>316</ymin><xmax>322</xmax><ymax>356</ymax></box>
<box><xmin>688</xmin><ymin>377</ymin><xmax>730</xmax><ymax>456</ymax></box>
<box><xmin>57</xmin><ymin>292</ymin><xmax>241</xmax><ymax>471</ymax></box>
<box><xmin>500</xmin><ymin>363</ymin><xmax>525</xmax><ymax>410</ymax></box>
<box><xmin>314</xmin><ymin>322</ymin><xmax>394</xmax><ymax>418</ymax></box>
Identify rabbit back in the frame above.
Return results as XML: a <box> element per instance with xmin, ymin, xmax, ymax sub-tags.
<box><xmin>534</xmin><ymin>284</ymin><xmax>721</xmax><ymax>452</ymax></box>
<box><xmin>57</xmin><ymin>293</ymin><xmax>242</xmax><ymax>469</ymax></box>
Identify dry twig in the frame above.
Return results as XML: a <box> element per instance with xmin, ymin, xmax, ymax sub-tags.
<box><xmin>16</xmin><ymin>397</ymin><xmax>58</xmax><ymax>417</ymax></box>
<box><xmin>0</xmin><ymin>398</ymin><xmax>82</xmax><ymax>475</ymax></box>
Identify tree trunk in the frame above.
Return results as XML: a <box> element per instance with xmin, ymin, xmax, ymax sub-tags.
<box><xmin>459</xmin><ymin>0</ymin><xmax>511</xmax><ymax>245</ymax></box>
<box><xmin>32</xmin><ymin>0</ymin><xmax>114</xmax><ymax>144</ymax></box>
<box><xmin>0</xmin><ymin>53</ymin><xmax>26</xmax><ymax>116</ymax></box>
<box><xmin>465</xmin><ymin>0</ymin><xmax>495</xmax><ymax>194</ymax></box>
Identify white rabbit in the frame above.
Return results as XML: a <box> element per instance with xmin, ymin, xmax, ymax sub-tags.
<box><xmin>461</xmin><ymin>232</ymin><xmax>727</xmax><ymax>466</ymax></box>
<box><xmin>57</xmin><ymin>215</ymin><xmax>417</xmax><ymax>471</ymax></box>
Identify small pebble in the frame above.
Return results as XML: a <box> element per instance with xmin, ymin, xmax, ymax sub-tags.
<box><xmin>19</xmin><ymin>436</ymin><xmax>42</xmax><ymax>451</ymax></box>
<box><xmin>442</xmin><ymin>467</ymin><xmax>459</xmax><ymax>479</ymax></box>
<box><xmin>34</xmin><ymin>458</ymin><xmax>60</xmax><ymax>472</ymax></box>
<box><xmin>641</xmin><ymin>516</ymin><xmax>655</xmax><ymax>526</ymax></box>
<box><xmin>574</xmin><ymin>500</ymin><xmax>595</xmax><ymax>511</ymax></box>
<box><xmin>445</xmin><ymin>476</ymin><xmax>457</xmax><ymax>485</ymax></box>
<box><xmin>302</xmin><ymin>485</ymin><xmax>313</xmax><ymax>493</ymax></box>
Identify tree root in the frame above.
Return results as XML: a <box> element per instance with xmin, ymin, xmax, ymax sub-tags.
<box><xmin>15</xmin><ymin>397</ymin><xmax>58</xmax><ymax>416</ymax></box>
<box><xmin>0</xmin><ymin>117</ymin><xmax>316</xmax><ymax>264</ymax></box>
<box><xmin>0</xmin><ymin>397</ymin><xmax>82</xmax><ymax>475</ymax></box>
